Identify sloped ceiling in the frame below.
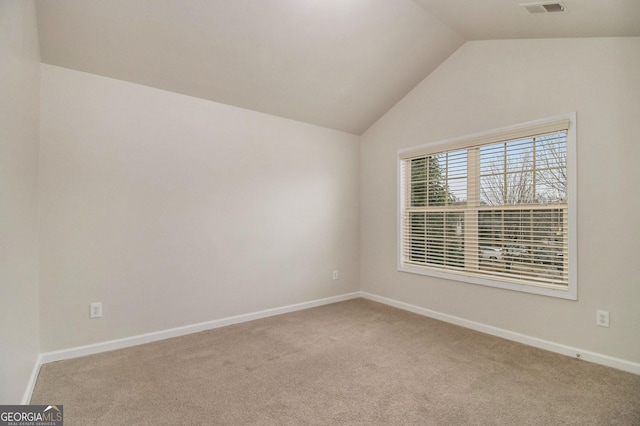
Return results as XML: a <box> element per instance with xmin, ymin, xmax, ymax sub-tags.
<box><xmin>35</xmin><ymin>1</ymin><xmax>640</xmax><ymax>135</ymax></box>
<box><xmin>413</xmin><ymin>0</ymin><xmax>640</xmax><ymax>40</ymax></box>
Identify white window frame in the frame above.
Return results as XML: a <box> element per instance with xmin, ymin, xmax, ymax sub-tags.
<box><xmin>397</xmin><ymin>113</ymin><xmax>577</xmax><ymax>300</ymax></box>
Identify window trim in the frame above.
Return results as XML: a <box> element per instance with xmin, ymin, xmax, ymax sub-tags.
<box><xmin>397</xmin><ymin>113</ymin><xmax>577</xmax><ymax>300</ymax></box>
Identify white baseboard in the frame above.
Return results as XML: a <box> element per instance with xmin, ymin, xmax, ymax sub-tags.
<box><xmin>38</xmin><ymin>292</ymin><xmax>360</xmax><ymax>366</ymax></box>
<box><xmin>21</xmin><ymin>354</ymin><xmax>43</xmax><ymax>404</ymax></box>
<box><xmin>360</xmin><ymin>291</ymin><xmax>640</xmax><ymax>375</ymax></box>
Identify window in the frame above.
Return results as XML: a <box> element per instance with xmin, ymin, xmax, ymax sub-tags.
<box><xmin>398</xmin><ymin>114</ymin><xmax>576</xmax><ymax>299</ymax></box>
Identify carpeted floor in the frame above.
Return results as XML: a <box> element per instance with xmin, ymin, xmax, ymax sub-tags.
<box><xmin>31</xmin><ymin>298</ymin><xmax>640</xmax><ymax>425</ymax></box>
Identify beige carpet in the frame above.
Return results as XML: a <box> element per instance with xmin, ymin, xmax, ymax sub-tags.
<box><xmin>31</xmin><ymin>299</ymin><xmax>640</xmax><ymax>425</ymax></box>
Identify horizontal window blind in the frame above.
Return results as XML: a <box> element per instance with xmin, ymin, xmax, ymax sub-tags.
<box><xmin>400</xmin><ymin>128</ymin><xmax>569</xmax><ymax>289</ymax></box>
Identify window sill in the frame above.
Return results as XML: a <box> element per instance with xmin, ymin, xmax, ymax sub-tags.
<box><xmin>398</xmin><ymin>263</ymin><xmax>577</xmax><ymax>300</ymax></box>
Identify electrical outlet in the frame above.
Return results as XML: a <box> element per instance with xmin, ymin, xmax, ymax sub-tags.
<box><xmin>90</xmin><ymin>302</ymin><xmax>103</xmax><ymax>319</ymax></box>
<box><xmin>596</xmin><ymin>310</ymin><xmax>609</xmax><ymax>327</ymax></box>
<box><xmin>332</xmin><ymin>270</ymin><xmax>339</xmax><ymax>280</ymax></box>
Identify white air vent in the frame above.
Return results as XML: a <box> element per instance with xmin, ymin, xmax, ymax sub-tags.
<box><xmin>543</xmin><ymin>3</ymin><xmax>565</xmax><ymax>12</ymax></box>
<box><xmin>521</xmin><ymin>2</ymin><xmax>566</xmax><ymax>14</ymax></box>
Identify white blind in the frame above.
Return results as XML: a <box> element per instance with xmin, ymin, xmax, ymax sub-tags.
<box><xmin>401</xmin><ymin>130</ymin><xmax>569</xmax><ymax>289</ymax></box>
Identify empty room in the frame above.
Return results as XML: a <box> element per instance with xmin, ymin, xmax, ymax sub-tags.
<box><xmin>1</xmin><ymin>0</ymin><xmax>639</xmax><ymax>424</ymax></box>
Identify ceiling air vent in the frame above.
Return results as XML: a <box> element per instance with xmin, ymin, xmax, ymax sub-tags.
<box><xmin>521</xmin><ymin>2</ymin><xmax>566</xmax><ymax>14</ymax></box>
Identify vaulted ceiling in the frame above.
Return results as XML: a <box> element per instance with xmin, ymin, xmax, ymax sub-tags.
<box><xmin>35</xmin><ymin>0</ymin><xmax>640</xmax><ymax>135</ymax></box>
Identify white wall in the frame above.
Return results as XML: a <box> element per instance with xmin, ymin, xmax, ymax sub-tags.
<box><xmin>0</xmin><ymin>1</ymin><xmax>41</xmax><ymax>404</ymax></box>
<box><xmin>39</xmin><ymin>65</ymin><xmax>360</xmax><ymax>352</ymax></box>
<box><xmin>360</xmin><ymin>38</ymin><xmax>640</xmax><ymax>363</ymax></box>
